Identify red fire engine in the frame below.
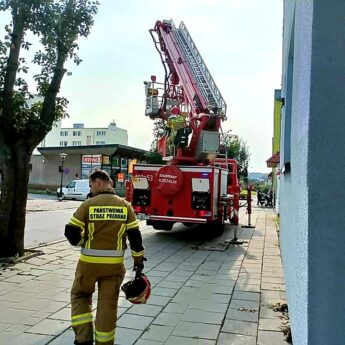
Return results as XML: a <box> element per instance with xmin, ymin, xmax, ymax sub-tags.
<box><xmin>126</xmin><ymin>20</ymin><xmax>240</xmax><ymax>235</ymax></box>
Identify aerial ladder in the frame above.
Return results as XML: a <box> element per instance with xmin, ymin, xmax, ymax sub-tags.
<box><xmin>145</xmin><ymin>20</ymin><xmax>227</xmax><ymax>163</ymax></box>
<box><xmin>127</xmin><ymin>20</ymin><xmax>240</xmax><ymax>234</ymax></box>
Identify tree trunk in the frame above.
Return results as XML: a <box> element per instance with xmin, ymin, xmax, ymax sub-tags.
<box><xmin>0</xmin><ymin>139</ymin><xmax>31</xmax><ymax>257</ymax></box>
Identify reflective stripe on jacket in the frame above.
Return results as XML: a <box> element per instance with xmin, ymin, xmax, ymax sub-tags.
<box><xmin>67</xmin><ymin>191</ymin><xmax>144</xmax><ymax>264</ymax></box>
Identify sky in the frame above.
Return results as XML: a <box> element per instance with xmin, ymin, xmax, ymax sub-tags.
<box><xmin>1</xmin><ymin>0</ymin><xmax>283</xmax><ymax>172</ymax></box>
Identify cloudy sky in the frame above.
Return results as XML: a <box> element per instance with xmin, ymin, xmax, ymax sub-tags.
<box><xmin>1</xmin><ymin>0</ymin><xmax>283</xmax><ymax>172</ymax></box>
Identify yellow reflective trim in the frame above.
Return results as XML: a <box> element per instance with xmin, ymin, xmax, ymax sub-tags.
<box><xmin>132</xmin><ymin>250</ymin><xmax>144</xmax><ymax>257</ymax></box>
<box><xmin>95</xmin><ymin>335</ymin><xmax>115</xmax><ymax>342</ymax></box>
<box><xmin>85</xmin><ymin>224</ymin><xmax>90</xmax><ymax>249</ymax></box>
<box><xmin>89</xmin><ymin>206</ymin><xmax>127</xmax><ymax>221</ymax></box>
<box><xmin>89</xmin><ymin>223</ymin><xmax>94</xmax><ymax>249</ymax></box>
<box><xmin>72</xmin><ymin>319</ymin><xmax>93</xmax><ymax>326</ymax></box>
<box><xmin>71</xmin><ymin>216</ymin><xmax>85</xmax><ymax>227</ymax></box>
<box><xmin>95</xmin><ymin>328</ymin><xmax>115</xmax><ymax>342</ymax></box>
<box><xmin>71</xmin><ymin>312</ymin><xmax>93</xmax><ymax>320</ymax></box>
<box><xmin>80</xmin><ymin>254</ymin><xmax>124</xmax><ymax>264</ymax></box>
<box><xmin>79</xmin><ymin>231</ymin><xmax>84</xmax><ymax>246</ymax></box>
<box><xmin>126</xmin><ymin>220</ymin><xmax>139</xmax><ymax>230</ymax></box>
<box><xmin>85</xmin><ymin>223</ymin><xmax>94</xmax><ymax>249</ymax></box>
<box><xmin>69</xmin><ymin>219</ymin><xmax>84</xmax><ymax>230</ymax></box>
<box><xmin>117</xmin><ymin>224</ymin><xmax>126</xmax><ymax>251</ymax></box>
<box><xmin>71</xmin><ymin>312</ymin><xmax>93</xmax><ymax>326</ymax></box>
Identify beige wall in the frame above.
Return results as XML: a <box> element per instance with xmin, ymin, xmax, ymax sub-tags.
<box><xmin>29</xmin><ymin>154</ymin><xmax>82</xmax><ymax>188</ymax></box>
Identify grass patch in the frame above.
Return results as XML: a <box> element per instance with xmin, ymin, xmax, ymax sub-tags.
<box><xmin>28</xmin><ymin>189</ymin><xmax>55</xmax><ymax>195</ymax></box>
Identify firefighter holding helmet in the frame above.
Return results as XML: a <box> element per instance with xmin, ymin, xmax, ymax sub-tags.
<box><xmin>65</xmin><ymin>170</ymin><xmax>146</xmax><ymax>345</ymax></box>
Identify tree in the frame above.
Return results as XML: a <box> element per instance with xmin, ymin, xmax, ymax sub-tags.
<box><xmin>143</xmin><ymin>119</ymin><xmax>167</xmax><ymax>164</ymax></box>
<box><xmin>144</xmin><ymin>139</ymin><xmax>164</xmax><ymax>164</ymax></box>
<box><xmin>221</xmin><ymin>130</ymin><xmax>250</xmax><ymax>183</ymax></box>
<box><xmin>0</xmin><ymin>0</ymin><xmax>99</xmax><ymax>257</ymax></box>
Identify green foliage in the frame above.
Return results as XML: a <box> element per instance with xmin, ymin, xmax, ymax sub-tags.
<box><xmin>259</xmin><ymin>184</ymin><xmax>270</xmax><ymax>194</ymax></box>
<box><xmin>251</xmin><ymin>182</ymin><xmax>270</xmax><ymax>194</ymax></box>
<box><xmin>221</xmin><ymin>130</ymin><xmax>250</xmax><ymax>182</ymax></box>
<box><xmin>145</xmin><ymin>150</ymin><xmax>164</xmax><ymax>164</ymax></box>
<box><xmin>0</xmin><ymin>0</ymin><xmax>99</xmax><ymax>257</ymax></box>
<box><xmin>0</xmin><ymin>0</ymin><xmax>99</xmax><ymax>141</ymax></box>
<box><xmin>32</xmin><ymin>0</ymin><xmax>99</xmax><ymax>93</ymax></box>
<box><xmin>145</xmin><ymin>141</ymin><xmax>165</xmax><ymax>164</ymax></box>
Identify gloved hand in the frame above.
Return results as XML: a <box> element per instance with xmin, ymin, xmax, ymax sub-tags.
<box><xmin>65</xmin><ymin>224</ymin><xmax>81</xmax><ymax>246</ymax></box>
<box><xmin>133</xmin><ymin>257</ymin><xmax>147</xmax><ymax>273</ymax></box>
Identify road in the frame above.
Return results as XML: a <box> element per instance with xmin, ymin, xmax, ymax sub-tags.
<box><xmin>25</xmin><ymin>194</ymin><xmax>81</xmax><ymax>248</ymax></box>
<box><xmin>24</xmin><ymin>193</ymin><xmax>266</xmax><ymax>248</ymax></box>
<box><xmin>25</xmin><ymin>209</ymin><xmax>75</xmax><ymax>248</ymax></box>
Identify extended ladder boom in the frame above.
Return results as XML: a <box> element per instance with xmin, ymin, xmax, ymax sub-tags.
<box><xmin>145</xmin><ymin>19</ymin><xmax>228</xmax><ymax>164</ymax></box>
<box><xmin>173</xmin><ymin>21</ymin><xmax>227</xmax><ymax>116</ymax></box>
<box><xmin>153</xmin><ymin>19</ymin><xmax>227</xmax><ymax>118</ymax></box>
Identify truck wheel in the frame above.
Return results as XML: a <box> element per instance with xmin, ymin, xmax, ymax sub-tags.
<box><xmin>151</xmin><ymin>220</ymin><xmax>174</xmax><ymax>231</ymax></box>
<box><xmin>201</xmin><ymin>219</ymin><xmax>224</xmax><ymax>237</ymax></box>
<box><xmin>182</xmin><ymin>222</ymin><xmax>194</xmax><ymax>227</ymax></box>
<box><xmin>212</xmin><ymin>210</ymin><xmax>225</xmax><ymax>237</ymax></box>
<box><xmin>213</xmin><ymin>221</ymin><xmax>224</xmax><ymax>237</ymax></box>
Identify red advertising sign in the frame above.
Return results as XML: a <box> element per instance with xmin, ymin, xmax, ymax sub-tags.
<box><xmin>117</xmin><ymin>173</ymin><xmax>125</xmax><ymax>182</ymax></box>
<box><xmin>82</xmin><ymin>155</ymin><xmax>101</xmax><ymax>164</ymax></box>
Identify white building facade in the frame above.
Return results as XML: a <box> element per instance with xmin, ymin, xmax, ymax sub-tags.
<box><xmin>279</xmin><ymin>1</ymin><xmax>345</xmax><ymax>344</ymax></box>
<box><xmin>39</xmin><ymin>121</ymin><xmax>128</xmax><ymax>148</ymax></box>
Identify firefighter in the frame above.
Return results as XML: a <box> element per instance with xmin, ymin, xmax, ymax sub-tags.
<box><xmin>65</xmin><ymin>170</ymin><xmax>145</xmax><ymax>345</ymax></box>
<box><xmin>166</xmin><ymin>106</ymin><xmax>187</xmax><ymax>155</ymax></box>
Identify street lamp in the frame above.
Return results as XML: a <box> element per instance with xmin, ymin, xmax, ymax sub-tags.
<box><xmin>58</xmin><ymin>153</ymin><xmax>68</xmax><ymax>201</ymax></box>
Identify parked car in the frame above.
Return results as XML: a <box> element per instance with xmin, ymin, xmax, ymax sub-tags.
<box><xmin>57</xmin><ymin>179</ymin><xmax>90</xmax><ymax>201</ymax></box>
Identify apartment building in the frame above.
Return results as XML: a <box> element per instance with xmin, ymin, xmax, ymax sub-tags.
<box><xmin>39</xmin><ymin>121</ymin><xmax>128</xmax><ymax>148</ymax></box>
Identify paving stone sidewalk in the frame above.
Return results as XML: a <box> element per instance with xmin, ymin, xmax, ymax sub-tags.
<box><xmin>0</xmin><ymin>207</ymin><xmax>288</xmax><ymax>345</ymax></box>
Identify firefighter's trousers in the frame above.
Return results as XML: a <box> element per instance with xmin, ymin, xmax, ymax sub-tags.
<box><xmin>71</xmin><ymin>260</ymin><xmax>125</xmax><ymax>345</ymax></box>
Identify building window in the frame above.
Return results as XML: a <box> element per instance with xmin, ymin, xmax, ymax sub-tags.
<box><xmin>60</xmin><ymin>141</ymin><xmax>68</xmax><ymax>146</ymax></box>
<box><xmin>73</xmin><ymin>131</ymin><xmax>81</xmax><ymax>136</ymax></box>
<box><xmin>73</xmin><ymin>123</ymin><xmax>84</xmax><ymax>129</ymax></box>
<box><xmin>72</xmin><ymin>141</ymin><xmax>81</xmax><ymax>146</ymax></box>
<box><xmin>96</xmin><ymin>141</ymin><xmax>106</xmax><ymax>145</ymax></box>
<box><xmin>60</xmin><ymin>131</ymin><xmax>68</xmax><ymax>136</ymax></box>
<box><xmin>96</xmin><ymin>130</ymin><xmax>106</xmax><ymax>136</ymax></box>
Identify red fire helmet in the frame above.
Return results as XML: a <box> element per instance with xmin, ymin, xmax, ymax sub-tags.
<box><xmin>121</xmin><ymin>273</ymin><xmax>151</xmax><ymax>304</ymax></box>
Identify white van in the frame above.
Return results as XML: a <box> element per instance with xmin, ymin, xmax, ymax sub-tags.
<box><xmin>57</xmin><ymin>179</ymin><xmax>90</xmax><ymax>201</ymax></box>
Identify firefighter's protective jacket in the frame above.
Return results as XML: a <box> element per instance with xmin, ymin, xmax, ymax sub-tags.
<box><xmin>65</xmin><ymin>190</ymin><xmax>144</xmax><ymax>266</ymax></box>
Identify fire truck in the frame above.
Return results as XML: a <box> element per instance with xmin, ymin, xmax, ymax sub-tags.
<box><xmin>126</xmin><ymin>20</ymin><xmax>240</xmax><ymax>235</ymax></box>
